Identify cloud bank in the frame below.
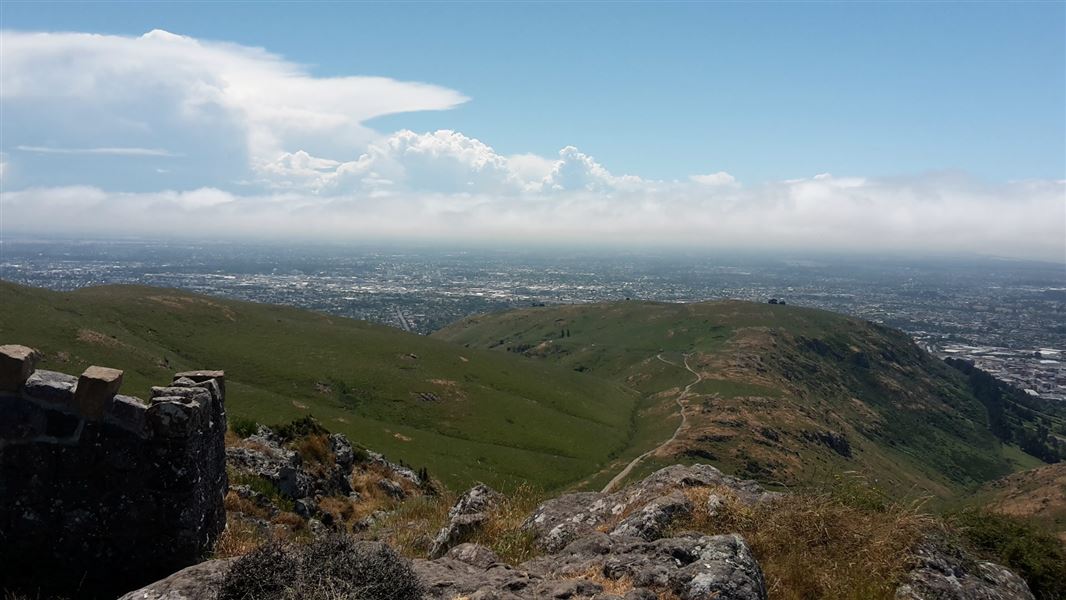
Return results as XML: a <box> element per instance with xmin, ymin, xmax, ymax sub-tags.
<box><xmin>1</xmin><ymin>29</ymin><xmax>1063</xmax><ymax>261</ymax></box>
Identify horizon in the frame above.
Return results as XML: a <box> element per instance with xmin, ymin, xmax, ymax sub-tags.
<box><xmin>1</xmin><ymin>2</ymin><xmax>1064</xmax><ymax>261</ymax></box>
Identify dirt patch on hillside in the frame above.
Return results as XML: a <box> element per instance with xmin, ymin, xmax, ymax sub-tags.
<box><xmin>147</xmin><ymin>295</ymin><xmax>237</xmax><ymax>321</ymax></box>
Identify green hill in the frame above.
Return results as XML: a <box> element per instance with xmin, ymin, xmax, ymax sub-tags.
<box><xmin>0</xmin><ymin>281</ymin><xmax>637</xmax><ymax>491</ymax></box>
<box><xmin>434</xmin><ymin>300</ymin><xmax>1041</xmax><ymax>497</ymax></box>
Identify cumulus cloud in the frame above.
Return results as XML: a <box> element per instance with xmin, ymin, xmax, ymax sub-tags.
<box><xmin>1</xmin><ymin>29</ymin><xmax>467</xmax><ymax>183</ymax></box>
<box><xmin>3</xmin><ymin>174</ymin><xmax>1062</xmax><ymax>261</ymax></box>
<box><xmin>2</xmin><ymin>29</ymin><xmax>1062</xmax><ymax>262</ymax></box>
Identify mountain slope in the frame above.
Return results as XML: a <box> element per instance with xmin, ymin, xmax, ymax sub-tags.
<box><xmin>0</xmin><ymin>281</ymin><xmax>637</xmax><ymax>490</ymax></box>
<box><xmin>434</xmin><ymin>300</ymin><xmax>1033</xmax><ymax>497</ymax></box>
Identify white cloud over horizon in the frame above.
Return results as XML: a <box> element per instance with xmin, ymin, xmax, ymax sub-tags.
<box><xmin>3</xmin><ymin>173</ymin><xmax>1063</xmax><ymax>262</ymax></box>
<box><xmin>1</xmin><ymin>29</ymin><xmax>1063</xmax><ymax>262</ymax></box>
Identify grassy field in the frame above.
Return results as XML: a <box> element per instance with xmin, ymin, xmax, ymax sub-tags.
<box><xmin>435</xmin><ymin>300</ymin><xmax>1038</xmax><ymax>498</ymax></box>
<box><xmin>0</xmin><ymin>281</ymin><xmax>637</xmax><ymax>491</ymax></box>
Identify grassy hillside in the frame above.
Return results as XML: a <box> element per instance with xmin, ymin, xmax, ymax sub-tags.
<box><xmin>0</xmin><ymin>281</ymin><xmax>637</xmax><ymax>491</ymax></box>
<box><xmin>435</xmin><ymin>300</ymin><xmax>1036</xmax><ymax>497</ymax></box>
<box><xmin>962</xmin><ymin>463</ymin><xmax>1066</xmax><ymax>542</ymax></box>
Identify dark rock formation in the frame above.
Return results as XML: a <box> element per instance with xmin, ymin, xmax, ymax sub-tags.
<box><xmin>0</xmin><ymin>345</ymin><xmax>227</xmax><ymax>599</ymax></box>
<box><xmin>895</xmin><ymin>540</ymin><xmax>1036</xmax><ymax>600</ymax></box>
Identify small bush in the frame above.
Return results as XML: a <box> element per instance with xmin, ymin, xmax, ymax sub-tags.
<box><xmin>218</xmin><ymin>535</ymin><xmax>424</xmax><ymax>600</ymax></box>
<box><xmin>950</xmin><ymin>509</ymin><xmax>1066</xmax><ymax>600</ymax></box>
<box><xmin>230</xmin><ymin>417</ymin><xmax>260</xmax><ymax>439</ymax></box>
<box><xmin>230</xmin><ymin>472</ymin><xmax>295</xmax><ymax>513</ymax></box>
<box><xmin>275</xmin><ymin>416</ymin><xmax>328</xmax><ymax>442</ymax></box>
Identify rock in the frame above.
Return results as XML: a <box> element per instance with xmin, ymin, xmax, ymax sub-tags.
<box><xmin>330</xmin><ymin>432</ymin><xmax>355</xmax><ymax>469</ymax></box>
<box><xmin>429</xmin><ymin>484</ymin><xmax>504</xmax><ymax>558</ymax></box>
<box><xmin>73</xmin><ymin>365</ymin><xmax>123</xmax><ymax>418</ymax></box>
<box><xmin>522</xmin><ymin>532</ymin><xmax>765</xmax><ymax>600</ymax></box>
<box><xmin>117</xmin><ymin>558</ymin><xmax>236</xmax><ymax>600</ymax></box>
<box><xmin>0</xmin><ymin>344</ymin><xmax>41</xmax><ymax>392</ymax></box>
<box><xmin>706</xmin><ymin>493</ymin><xmax>724</xmax><ymax>516</ymax></box>
<box><xmin>624</xmin><ymin>590</ymin><xmax>657</xmax><ymax>600</ymax></box>
<box><xmin>226</xmin><ymin>440</ymin><xmax>313</xmax><ymax>500</ymax></box>
<box><xmin>22</xmin><ymin>369</ymin><xmax>76</xmax><ymax>405</ymax></box>
<box><xmin>524</xmin><ymin>464</ymin><xmax>776</xmax><ymax>552</ymax></box>
<box><xmin>543</xmin><ymin>579</ymin><xmax>604</xmax><ymax>598</ymax></box>
<box><xmin>378</xmin><ymin>477</ymin><xmax>407</xmax><ymax>500</ymax></box>
<box><xmin>896</xmin><ymin>541</ymin><xmax>1035</xmax><ymax>600</ymax></box>
<box><xmin>446</xmin><ymin>543</ymin><xmax>502</xmax><ymax>568</ymax></box>
<box><xmin>413</xmin><ymin>557</ymin><xmax>541</xmax><ymax>600</ymax></box>
<box><xmin>609</xmin><ymin>490</ymin><xmax>692</xmax><ymax>541</ymax></box>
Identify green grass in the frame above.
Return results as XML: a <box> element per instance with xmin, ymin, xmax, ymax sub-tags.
<box><xmin>434</xmin><ymin>299</ymin><xmax>1035</xmax><ymax>499</ymax></box>
<box><xmin>0</xmin><ymin>281</ymin><xmax>637</xmax><ymax>491</ymax></box>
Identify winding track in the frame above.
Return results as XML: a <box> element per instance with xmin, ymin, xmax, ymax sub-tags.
<box><xmin>600</xmin><ymin>353</ymin><xmax>703</xmax><ymax>493</ymax></box>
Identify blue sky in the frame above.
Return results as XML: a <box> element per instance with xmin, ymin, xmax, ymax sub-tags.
<box><xmin>1</xmin><ymin>2</ymin><xmax>1064</xmax><ymax>259</ymax></box>
<box><xmin>5</xmin><ymin>1</ymin><xmax>1064</xmax><ymax>182</ymax></box>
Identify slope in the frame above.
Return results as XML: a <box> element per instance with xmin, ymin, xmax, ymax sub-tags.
<box><xmin>0</xmin><ymin>281</ymin><xmax>637</xmax><ymax>490</ymax></box>
<box><xmin>434</xmin><ymin>300</ymin><xmax>1033</xmax><ymax>497</ymax></box>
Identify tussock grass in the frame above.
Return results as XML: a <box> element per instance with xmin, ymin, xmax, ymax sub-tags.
<box><xmin>675</xmin><ymin>478</ymin><xmax>936</xmax><ymax>600</ymax></box>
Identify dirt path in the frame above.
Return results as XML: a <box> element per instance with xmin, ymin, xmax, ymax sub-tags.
<box><xmin>600</xmin><ymin>353</ymin><xmax>703</xmax><ymax>493</ymax></box>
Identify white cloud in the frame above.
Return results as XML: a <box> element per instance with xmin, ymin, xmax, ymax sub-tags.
<box><xmin>690</xmin><ymin>171</ymin><xmax>737</xmax><ymax>186</ymax></box>
<box><xmin>16</xmin><ymin>145</ymin><xmax>180</xmax><ymax>157</ymax></box>
<box><xmin>3</xmin><ymin>175</ymin><xmax>1062</xmax><ymax>261</ymax></box>
<box><xmin>1</xmin><ymin>29</ymin><xmax>467</xmax><ymax>179</ymax></box>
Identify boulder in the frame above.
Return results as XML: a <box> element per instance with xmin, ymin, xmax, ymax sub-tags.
<box><xmin>896</xmin><ymin>541</ymin><xmax>1035</xmax><ymax>600</ymax></box>
<box><xmin>118</xmin><ymin>558</ymin><xmax>236</xmax><ymax>600</ymax></box>
<box><xmin>429</xmin><ymin>484</ymin><xmax>504</xmax><ymax>558</ymax></box>
<box><xmin>524</xmin><ymin>464</ymin><xmax>776</xmax><ymax>552</ymax></box>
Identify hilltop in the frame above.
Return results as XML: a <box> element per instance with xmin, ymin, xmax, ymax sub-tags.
<box><xmin>434</xmin><ymin>300</ymin><xmax>1047</xmax><ymax>497</ymax></box>
<box><xmin>0</xmin><ymin>281</ymin><xmax>636</xmax><ymax>490</ymax></box>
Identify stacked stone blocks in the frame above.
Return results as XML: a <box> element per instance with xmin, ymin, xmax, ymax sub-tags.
<box><xmin>0</xmin><ymin>344</ymin><xmax>228</xmax><ymax>598</ymax></box>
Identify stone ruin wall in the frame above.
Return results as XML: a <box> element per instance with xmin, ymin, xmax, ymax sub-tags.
<box><xmin>0</xmin><ymin>344</ymin><xmax>228</xmax><ymax>598</ymax></box>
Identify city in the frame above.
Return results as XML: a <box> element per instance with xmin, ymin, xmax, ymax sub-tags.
<box><xmin>2</xmin><ymin>238</ymin><xmax>1063</xmax><ymax>402</ymax></box>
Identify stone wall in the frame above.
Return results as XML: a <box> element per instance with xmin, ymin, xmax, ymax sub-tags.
<box><xmin>0</xmin><ymin>345</ymin><xmax>228</xmax><ymax>599</ymax></box>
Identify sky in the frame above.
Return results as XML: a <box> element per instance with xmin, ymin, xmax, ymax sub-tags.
<box><xmin>1</xmin><ymin>1</ymin><xmax>1064</xmax><ymax>261</ymax></box>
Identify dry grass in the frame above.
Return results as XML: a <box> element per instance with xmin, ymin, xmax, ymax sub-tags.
<box><xmin>676</xmin><ymin>483</ymin><xmax>936</xmax><ymax>600</ymax></box>
<box><xmin>466</xmin><ymin>483</ymin><xmax>545</xmax><ymax>564</ymax></box>
<box><xmin>375</xmin><ymin>492</ymin><xmax>456</xmax><ymax>556</ymax></box>
<box><xmin>292</xmin><ymin>433</ymin><xmax>334</xmax><ymax>472</ymax></box>
<box><xmin>215</xmin><ymin>516</ymin><xmax>270</xmax><ymax>559</ymax></box>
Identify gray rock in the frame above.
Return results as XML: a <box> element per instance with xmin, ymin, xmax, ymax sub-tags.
<box><xmin>117</xmin><ymin>558</ymin><xmax>236</xmax><ymax>600</ymax></box>
<box><xmin>22</xmin><ymin>369</ymin><xmax>77</xmax><ymax>405</ymax></box>
<box><xmin>609</xmin><ymin>490</ymin><xmax>692</xmax><ymax>541</ymax></box>
<box><xmin>378</xmin><ymin>477</ymin><xmax>407</xmax><ymax>499</ymax></box>
<box><xmin>524</xmin><ymin>464</ymin><xmax>776</xmax><ymax>552</ymax></box>
<box><xmin>896</xmin><ymin>541</ymin><xmax>1035</xmax><ymax>600</ymax></box>
<box><xmin>447</xmin><ymin>543</ymin><xmax>502</xmax><ymax>568</ymax></box>
<box><xmin>429</xmin><ymin>484</ymin><xmax>504</xmax><ymax>558</ymax></box>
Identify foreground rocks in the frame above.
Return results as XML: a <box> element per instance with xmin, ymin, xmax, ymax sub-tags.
<box><xmin>895</xmin><ymin>541</ymin><xmax>1036</xmax><ymax>600</ymax></box>
<box><xmin>523</xmin><ymin>464</ymin><xmax>778</xmax><ymax>553</ymax></box>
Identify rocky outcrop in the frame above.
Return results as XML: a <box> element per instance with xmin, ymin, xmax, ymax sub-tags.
<box><xmin>0</xmin><ymin>345</ymin><xmax>227</xmax><ymax>599</ymax></box>
<box><xmin>225</xmin><ymin>421</ymin><xmax>423</xmax><ymax>530</ymax></box>
<box><xmin>524</xmin><ymin>463</ymin><xmax>777</xmax><ymax>552</ymax></box>
<box><xmin>118</xmin><ymin>558</ymin><xmax>237</xmax><ymax>600</ymax></box>
<box><xmin>429</xmin><ymin>483</ymin><xmax>503</xmax><ymax>558</ymax></box>
<box><xmin>895</xmin><ymin>541</ymin><xmax>1036</xmax><ymax>600</ymax></box>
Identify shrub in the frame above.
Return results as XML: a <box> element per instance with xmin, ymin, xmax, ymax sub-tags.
<box><xmin>950</xmin><ymin>509</ymin><xmax>1066</xmax><ymax>600</ymax></box>
<box><xmin>218</xmin><ymin>535</ymin><xmax>423</xmax><ymax>600</ymax></box>
<box><xmin>230</xmin><ymin>417</ymin><xmax>260</xmax><ymax>439</ymax></box>
<box><xmin>274</xmin><ymin>416</ymin><xmax>328</xmax><ymax>442</ymax></box>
